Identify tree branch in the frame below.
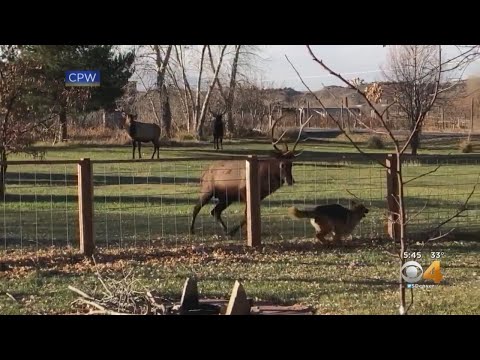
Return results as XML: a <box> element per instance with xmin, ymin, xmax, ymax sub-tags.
<box><xmin>306</xmin><ymin>45</ymin><xmax>400</xmax><ymax>152</ymax></box>
<box><xmin>207</xmin><ymin>45</ymin><xmax>227</xmax><ymax>100</ymax></box>
<box><xmin>404</xmin><ymin>200</ymin><xmax>428</xmax><ymax>225</ymax></box>
<box><xmin>194</xmin><ymin>45</ymin><xmax>207</xmax><ymax>124</ymax></box>
<box><xmin>402</xmin><ymin>163</ymin><xmax>443</xmax><ymax>185</ymax></box>
<box><xmin>285</xmin><ymin>55</ymin><xmax>388</xmax><ymax>169</ymax></box>
<box><xmin>423</xmin><ymin>175</ymin><xmax>479</xmax><ymax>241</ymax></box>
<box><xmin>197</xmin><ymin>45</ymin><xmax>228</xmax><ymax>132</ymax></box>
<box><xmin>425</xmin><ymin>228</ymin><xmax>456</xmax><ymax>242</ymax></box>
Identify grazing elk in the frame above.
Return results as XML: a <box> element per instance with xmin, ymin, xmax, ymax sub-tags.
<box><xmin>210</xmin><ymin>109</ymin><xmax>225</xmax><ymax>150</ymax></box>
<box><xmin>190</xmin><ymin>115</ymin><xmax>313</xmax><ymax>237</ymax></box>
<box><xmin>121</xmin><ymin>112</ymin><xmax>161</xmax><ymax>159</ymax></box>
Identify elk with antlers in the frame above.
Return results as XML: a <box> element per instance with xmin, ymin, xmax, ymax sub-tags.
<box><xmin>210</xmin><ymin>108</ymin><xmax>225</xmax><ymax>150</ymax></box>
<box><xmin>189</xmin><ymin>115</ymin><xmax>313</xmax><ymax>237</ymax></box>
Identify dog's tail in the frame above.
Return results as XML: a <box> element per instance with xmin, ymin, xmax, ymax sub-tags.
<box><xmin>288</xmin><ymin>206</ymin><xmax>317</xmax><ymax>219</ymax></box>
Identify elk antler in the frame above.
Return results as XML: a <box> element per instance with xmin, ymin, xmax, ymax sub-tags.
<box><xmin>270</xmin><ymin>115</ymin><xmax>288</xmax><ymax>152</ymax></box>
<box><xmin>209</xmin><ymin>106</ymin><xmax>227</xmax><ymax>117</ymax></box>
<box><xmin>220</xmin><ymin>106</ymin><xmax>227</xmax><ymax>115</ymax></box>
<box><xmin>289</xmin><ymin>115</ymin><xmax>313</xmax><ymax>157</ymax></box>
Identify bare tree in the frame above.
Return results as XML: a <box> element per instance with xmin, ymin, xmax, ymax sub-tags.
<box><xmin>287</xmin><ymin>45</ymin><xmax>480</xmax><ymax>314</ymax></box>
<box><xmin>384</xmin><ymin>45</ymin><xmax>480</xmax><ymax>155</ymax></box>
<box><xmin>384</xmin><ymin>46</ymin><xmax>441</xmax><ymax>155</ymax></box>
<box><xmin>463</xmin><ymin>76</ymin><xmax>480</xmax><ymax>134</ymax></box>
<box><xmin>234</xmin><ymin>83</ymin><xmax>269</xmax><ymax>132</ymax></box>
<box><xmin>207</xmin><ymin>45</ymin><xmax>264</xmax><ymax>136</ymax></box>
<box><xmin>208</xmin><ymin>45</ymin><xmax>240</xmax><ymax>135</ymax></box>
<box><xmin>167</xmin><ymin>45</ymin><xmax>228</xmax><ymax>138</ymax></box>
<box><xmin>130</xmin><ymin>45</ymin><xmax>174</xmax><ymax>138</ymax></box>
<box><xmin>153</xmin><ymin>45</ymin><xmax>173</xmax><ymax>138</ymax></box>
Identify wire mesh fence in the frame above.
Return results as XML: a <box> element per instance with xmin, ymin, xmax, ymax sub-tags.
<box><xmin>1</xmin><ymin>162</ymin><xmax>78</xmax><ymax>250</ymax></box>
<box><xmin>1</xmin><ymin>153</ymin><xmax>479</xmax><ymax>251</ymax></box>
<box><xmin>92</xmin><ymin>158</ymin><xmax>256</xmax><ymax>247</ymax></box>
<box><xmin>402</xmin><ymin>156</ymin><xmax>480</xmax><ymax>238</ymax></box>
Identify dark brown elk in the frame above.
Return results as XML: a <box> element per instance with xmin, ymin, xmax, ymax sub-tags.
<box><xmin>190</xmin><ymin>115</ymin><xmax>313</xmax><ymax>237</ymax></box>
<box><xmin>210</xmin><ymin>108</ymin><xmax>225</xmax><ymax>150</ymax></box>
<box><xmin>120</xmin><ymin>112</ymin><xmax>161</xmax><ymax>159</ymax></box>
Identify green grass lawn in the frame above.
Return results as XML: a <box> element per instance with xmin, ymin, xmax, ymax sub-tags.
<box><xmin>0</xmin><ymin>240</ymin><xmax>478</xmax><ymax>315</ymax></box>
<box><xmin>0</xmin><ymin>135</ymin><xmax>479</xmax><ymax>314</ymax></box>
<box><xmin>2</xmin><ymin>136</ymin><xmax>479</xmax><ymax>248</ymax></box>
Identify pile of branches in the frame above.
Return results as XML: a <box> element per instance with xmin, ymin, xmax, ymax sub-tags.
<box><xmin>69</xmin><ymin>268</ymin><xmax>179</xmax><ymax>315</ymax></box>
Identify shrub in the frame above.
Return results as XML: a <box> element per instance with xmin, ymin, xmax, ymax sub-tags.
<box><xmin>367</xmin><ymin>135</ymin><xmax>385</xmax><ymax>149</ymax></box>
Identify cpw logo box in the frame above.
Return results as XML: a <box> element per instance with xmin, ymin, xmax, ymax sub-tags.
<box><xmin>65</xmin><ymin>70</ymin><xmax>100</xmax><ymax>86</ymax></box>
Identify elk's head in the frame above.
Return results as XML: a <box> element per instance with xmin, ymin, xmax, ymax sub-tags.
<box><xmin>209</xmin><ymin>107</ymin><xmax>226</xmax><ymax>123</ymax></box>
<box><xmin>270</xmin><ymin>114</ymin><xmax>313</xmax><ymax>186</ymax></box>
<box><xmin>120</xmin><ymin>111</ymin><xmax>137</xmax><ymax>128</ymax></box>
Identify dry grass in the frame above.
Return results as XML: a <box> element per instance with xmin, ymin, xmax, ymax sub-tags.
<box><xmin>68</xmin><ymin>126</ymin><xmax>131</xmax><ymax>145</ymax></box>
<box><xmin>460</xmin><ymin>140</ymin><xmax>474</xmax><ymax>153</ymax></box>
<box><xmin>175</xmin><ymin>130</ymin><xmax>197</xmax><ymax>141</ymax></box>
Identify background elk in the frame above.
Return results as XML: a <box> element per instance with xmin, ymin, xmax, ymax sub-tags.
<box><xmin>121</xmin><ymin>112</ymin><xmax>161</xmax><ymax>159</ymax></box>
<box><xmin>190</xmin><ymin>115</ymin><xmax>313</xmax><ymax>237</ymax></box>
<box><xmin>210</xmin><ymin>108</ymin><xmax>225</xmax><ymax>150</ymax></box>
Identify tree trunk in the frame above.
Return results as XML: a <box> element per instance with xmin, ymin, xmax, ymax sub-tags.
<box><xmin>154</xmin><ymin>45</ymin><xmax>173</xmax><ymax>139</ymax></box>
<box><xmin>410</xmin><ymin>129</ymin><xmax>420</xmax><ymax>155</ymax></box>
<box><xmin>160</xmin><ymin>84</ymin><xmax>172</xmax><ymax>138</ymax></box>
<box><xmin>0</xmin><ymin>150</ymin><xmax>7</xmax><ymax>198</ymax></box>
<box><xmin>396</xmin><ymin>152</ymin><xmax>407</xmax><ymax>314</ymax></box>
<box><xmin>102</xmin><ymin>110</ymin><xmax>106</xmax><ymax>128</ymax></box>
<box><xmin>225</xmin><ymin>45</ymin><xmax>241</xmax><ymax>135</ymax></box>
<box><xmin>226</xmin><ymin>107</ymin><xmax>234</xmax><ymax>137</ymax></box>
<box><xmin>196</xmin><ymin>121</ymin><xmax>204</xmax><ymax>139</ymax></box>
<box><xmin>59</xmin><ymin>107</ymin><xmax>67</xmax><ymax>142</ymax></box>
<box><xmin>196</xmin><ymin>45</ymin><xmax>228</xmax><ymax>140</ymax></box>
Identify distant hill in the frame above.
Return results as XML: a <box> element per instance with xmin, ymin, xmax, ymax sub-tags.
<box><xmin>260</xmin><ymin>80</ymin><xmax>467</xmax><ymax>107</ymax></box>
<box><xmin>133</xmin><ymin>80</ymin><xmax>468</xmax><ymax>110</ymax></box>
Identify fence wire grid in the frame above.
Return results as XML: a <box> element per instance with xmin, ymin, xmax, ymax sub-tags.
<box><xmin>1</xmin><ymin>154</ymin><xmax>479</xmax><ymax>250</ymax></box>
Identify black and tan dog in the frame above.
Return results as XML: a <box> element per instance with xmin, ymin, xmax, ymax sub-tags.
<box><xmin>288</xmin><ymin>202</ymin><xmax>369</xmax><ymax>243</ymax></box>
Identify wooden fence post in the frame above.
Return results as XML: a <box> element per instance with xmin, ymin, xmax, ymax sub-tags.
<box><xmin>77</xmin><ymin>158</ymin><xmax>94</xmax><ymax>256</ymax></box>
<box><xmin>246</xmin><ymin>155</ymin><xmax>261</xmax><ymax>247</ymax></box>
<box><xmin>386</xmin><ymin>154</ymin><xmax>400</xmax><ymax>241</ymax></box>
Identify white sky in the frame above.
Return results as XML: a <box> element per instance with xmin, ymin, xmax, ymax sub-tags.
<box><xmin>127</xmin><ymin>45</ymin><xmax>480</xmax><ymax>91</ymax></box>
<box><xmin>257</xmin><ymin>45</ymin><xmax>480</xmax><ymax>90</ymax></box>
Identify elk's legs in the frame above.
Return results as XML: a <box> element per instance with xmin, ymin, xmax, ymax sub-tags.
<box><xmin>152</xmin><ymin>140</ymin><xmax>160</xmax><ymax>159</ymax></box>
<box><xmin>210</xmin><ymin>201</ymin><xmax>229</xmax><ymax>233</ymax></box>
<box><xmin>151</xmin><ymin>141</ymin><xmax>159</xmax><ymax>159</ymax></box>
<box><xmin>190</xmin><ymin>193</ymin><xmax>213</xmax><ymax>235</ymax></box>
<box><xmin>227</xmin><ymin>207</ymin><xmax>247</xmax><ymax>237</ymax></box>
